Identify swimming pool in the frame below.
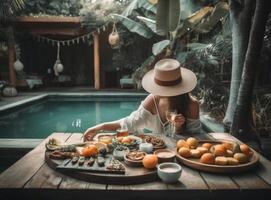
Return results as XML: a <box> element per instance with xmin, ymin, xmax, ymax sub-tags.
<box><xmin>0</xmin><ymin>95</ymin><xmax>145</xmax><ymax>139</ymax></box>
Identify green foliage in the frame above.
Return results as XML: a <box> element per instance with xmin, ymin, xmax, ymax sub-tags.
<box><xmin>0</xmin><ymin>0</ymin><xmax>25</xmax><ymax>20</ymax></box>
<box><xmin>122</xmin><ymin>0</ymin><xmax>156</xmax><ymax>17</ymax></box>
<box><xmin>80</xmin><ymin>0</ymin><xmax>129</xmax><ymax>28</ymax></box>
<box><xmin>111</xmin><ymin>13</ymin><xmax>154</xmax><ymax>38</ymax></box>
<box><xmin>22</xmin><ymin>0</ymin><xmax>82</xmax><ymax>16</ymax></box>
<box><xmin>156</xmin><ymin>0</ymin><xmax>180</xmax><ymax>35</ymax></box>
<box><xmin>152</xmin><ymin>39</ymin><xmax>170</xmax><ymax>55</ymax></box>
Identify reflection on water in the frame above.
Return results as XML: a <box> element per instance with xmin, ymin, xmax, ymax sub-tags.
<box><xmin>0</xmin><ymin>100</ymin><xmax>140</xmax><ymax>138</ymax></box>
<box><xmin>72</xmin><ymin>119</ymin><xmax>81</xmax><ymax>128</ymax></box>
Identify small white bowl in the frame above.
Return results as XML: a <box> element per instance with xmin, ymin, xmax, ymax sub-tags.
<box><xmin>139</xmin><ymin>143</ymin><xmax>153</xmax><ymax>153</ymax></box>
<box><xmin>157</xmin><ymin>162</ymin><xmax>182</xmax><ymax>183</ymax></box>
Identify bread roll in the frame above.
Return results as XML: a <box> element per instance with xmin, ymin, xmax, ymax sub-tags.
<box><xmin>227</xmin><ymin>157</ymin><xmax>239</xmax><ymax>165</ymax></box>
<box><xmin>178</xmin><ymin>147</ymin><xmax>191</xmax><ymax>158</ymax></box>
<box><xmin>186</xmin><ymin>137</ymin><xmax>198</xmax><ymax>149</ymax></box>
<box><xmin>215</xmin><ymin>156</ymin><xmax>228</xmax><ymax>165</ymax></box>
<box><xmin>214</xmin><ymin>145</ymin><xmax>227</xmax><ymax>157</ymax></box>
<box><xmin>222</xmin><ymin>142</ymin><xmax>233</xmax><ymax>150</ymax></box>
<box><xmin>196</xmin><ymin>147</ymin><xmax>209</xmax><ymax>155</ymax></box>
<box><xmin>200</xmin><ymin>153</ymin><xmax>215</xmax><ymax>164</ymax></box>
<box><xmin>234</xmin><ymin>153</ymin><xmax>248</xmax><ymax>164</ymax></box>
<box><xmin>177</xmin><ymin>139</ymin><xmax>189</xmax><ymax>149</ymax></box>
<box><xmin>226</xmin><ymin>149</ymin><xmax>234</xmax><ymax>157</ymax></box>
<box><xmin>240</xmin><ymin>144</ymin><xmax>251</xmax><ymax>156</ymax></box>
<box><xmin>202</xmin><ymin>143</ymin><xmax>213</xmax><ymax>150</ymax></box>
<box><xmin>190</xmin><ymin>149</ymin><xmax>202</xmax><ymax>158</ymax></box>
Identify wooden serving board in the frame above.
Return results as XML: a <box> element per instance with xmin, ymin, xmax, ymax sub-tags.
<box><xmin>45</xmin><ymin>151</ymin><xmax>158</xmax><ymax>184</ymax></box>
<box><xmin>56</xmin><ymin>155</ymin><xmax>125</xmax><ymax>175</ymax></box>
<box><xmin>176</xmin><ymin>140</ymin><xmax>260</xmax><ymax>173</ymax></box>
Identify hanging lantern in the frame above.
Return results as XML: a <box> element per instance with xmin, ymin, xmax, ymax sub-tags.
<box><xmin>108</xmin><ymin>22</ymin><xmax>120</xmax><ymax>46</ymax></box>
<box><xmin>53</xmin><ymin>42</ymin><xmax>64</xmax><ymax>76</ymax></box>
<box><xmin>14</xmin><ymin>59</ymin><xmax>24</xmax><ymax>71</ymax></box>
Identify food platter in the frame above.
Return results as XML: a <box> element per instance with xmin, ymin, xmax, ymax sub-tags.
<box><xmin>175</xmin><ymin>139</ymin><xmax>260</xmax><ymax>173</ymax></box>
<box><xmin>44</xmin><ymin>134</ymin><xmax>160</xmax><ymax>184</ymax></box>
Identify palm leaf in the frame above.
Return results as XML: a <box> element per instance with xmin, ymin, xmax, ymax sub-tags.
<box><xmin>111</xmin><ymin>13</ymin><xmax>154</xmax><ymax>38</ymax></box>
<box><xmin>137</xmin><ymin>16</ymin><xmax>156</xmax><ymax>33</ymax></box>
<box><xmin>122</xmin><ymin>0</ymin><xmax>156</xmax><ymax>17</ymax></box>
<box><xmin>152</xmin><ymin>39</ymin><xmax>170</xmax><ymax>55</ymax></box>
<box><xmin>0</xmin><ymin>0</ymin><xmax>25</xmax><ymax>19</ymax></box>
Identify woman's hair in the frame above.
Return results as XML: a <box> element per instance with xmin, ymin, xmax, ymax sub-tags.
<box><xmin>175</xmin><ymin>93</ymin><xmax>190</xmax><ymax>118</ymax></box>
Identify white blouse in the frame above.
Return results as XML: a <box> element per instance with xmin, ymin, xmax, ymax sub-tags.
<box><xmin>120</xmin><ymin>99</ymin><xmax>202</xmax><ymax>135</ymax></box>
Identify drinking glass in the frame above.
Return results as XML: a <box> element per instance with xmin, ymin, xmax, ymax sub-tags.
<box><xmin>116</xmin><ymin>123</ymin><xmax>129</xmax><ymax>137</ymax></box>
<box><xmin>165</xmin><ymin>109</ymin><xmax>177</xmax><ymax>137</ymax></box>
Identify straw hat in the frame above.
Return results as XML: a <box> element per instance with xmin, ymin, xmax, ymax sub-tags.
<box><xmin>142</xmin><ymin>59</ymin><xmax>197</xmax><ymax>96</ymax></box>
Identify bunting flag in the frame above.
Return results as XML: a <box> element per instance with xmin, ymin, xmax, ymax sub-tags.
<box><xmin>32</xmin><ymin>23</ymin><xmax>108</xmax><ymax>47</ymax></box>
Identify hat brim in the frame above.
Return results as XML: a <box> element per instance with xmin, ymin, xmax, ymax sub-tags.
<box><xmin>141</xmin><ymin>68</ymin><xmax>197</xmax><ymax>97</ymax></box>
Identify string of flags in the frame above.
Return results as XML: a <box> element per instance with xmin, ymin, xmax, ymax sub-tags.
<box><xmin>32</xmin><ymin>23</ymin><xmax>108</xmax><ymax>47</ymax></box>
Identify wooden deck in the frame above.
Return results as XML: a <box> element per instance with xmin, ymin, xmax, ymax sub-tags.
<box><xmin>0</xmin><ymin>132</ymin><xmax>271</xmax><ymax>200</ymax></box>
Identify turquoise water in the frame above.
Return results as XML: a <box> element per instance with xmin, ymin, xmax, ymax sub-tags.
<box><xmin>0</xmin><ymin>98</ymin><xmax>141</xmax><ymax>138</ymax></box>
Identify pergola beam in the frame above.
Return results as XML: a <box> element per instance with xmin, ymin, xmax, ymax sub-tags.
<box><xmin>93</xmin><ymin>32</ymin><xmax>100</xmax><ymax>89</ymax></box>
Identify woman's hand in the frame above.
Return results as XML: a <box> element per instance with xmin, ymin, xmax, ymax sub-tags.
<box><xmin>172</xmin><ymin>114</ymin><xmax>185</xmax><ymax>134</ymax></box>
<box><xmin>83</xmin><ymin>128</ymin><xmax>97</xmax><ymax>142</ymax></box>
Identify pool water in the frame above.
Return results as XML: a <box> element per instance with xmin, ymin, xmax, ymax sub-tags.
<box><xmin>0</xmin><ymin>98</ymin><xmax>141</xmax><ymax>138</ymax></box>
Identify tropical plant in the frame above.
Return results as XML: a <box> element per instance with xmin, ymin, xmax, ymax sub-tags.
<box><xmin>0</xmin><ymin>0</ymin><xmax>25</xmax><ymax>20</ymax></box>
<box><xmin>230</xmin><ymin>0</ymin><xmax>271</xmax><ymax>143</ymax></box>
<box><xmin>254</xmin><ymin>94</ymin><xmax>271</xmax><ymax>138</ymax></box>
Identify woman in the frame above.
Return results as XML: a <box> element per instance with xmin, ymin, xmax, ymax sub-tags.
<box><xmin>84</xmin><ymin>59</ymin><xmax>201</xmax><ymax>141</ymax></box>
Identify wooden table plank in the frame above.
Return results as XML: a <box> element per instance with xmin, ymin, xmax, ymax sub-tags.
<box><xmin>24</xmin><ymin>133</ymin><xmax>74</xmax><ymax>189</ymax></box>
<box><xmin>24</xmin><ymin>163</ymin><xmax>63</xmax><ymax>188</ymax></box>
<box><xmin>200</xmin><ymin>172</ymin><xmax>239</xmax><ymax>190</ymax></box>
<box><xmin>254</xmin><ymin>155</ymin><xmax>271</xmax><ymax>186</ymax></box>
<box><xmin>0</xmin><ymin>132</ymin><xmax>70</xmax><ymax>188</ymax></box>
<box><xmin>167</xmin><ymin>165</ymin><xmax>208</xmax><ymax>190</ymax></box>
<box><xmin>128</xmin><ymin>181</ymin><xmax>167</xmax><ymax>190</ymax></box>
<box><xmin>230</xmin><ymin>173</ymin><xmax>271</xmax><ymax>189</ymax></box>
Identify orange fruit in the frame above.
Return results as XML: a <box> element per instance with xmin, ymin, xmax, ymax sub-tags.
<box><xmin>116</xmin><ymin>137</ymin><xmax>124</xmax><ymax>142</ymax></box>
<box><xmin>82</xmin><ymin>145</ymin><xmax>98</xmax><ymax>157</ymax></box>
<box><xmin>176</xmin><ymin>139</ymin><xmax>189</xmax><ymax>149</ymax></box>
<box><xmin>143</xmin><ymin>154</ymin><xmax>158</xmax><ymax>169</ymax></box>
<box><xmin>122</xmin><ymin>137</ymin><xmax>132</xmax><ymax>143</ymax></box>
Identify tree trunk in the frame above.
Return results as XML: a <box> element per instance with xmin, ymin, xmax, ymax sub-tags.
<box><xmin>223</xmin><ymin>0</ymin><xmax>254</xmax><ymax>128</ymax></box>
<box><xmin>231</xmin><ymin>0</ymin><xmax>271</xmax><ymax>140</ymax></box>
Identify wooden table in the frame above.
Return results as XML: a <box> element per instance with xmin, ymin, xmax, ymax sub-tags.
<box><xmin>0</xmin><ymin>132</ymin><xmax>271</xmax><ymax>200</ymax></box>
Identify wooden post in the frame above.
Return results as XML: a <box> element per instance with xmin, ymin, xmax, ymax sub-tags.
<box><xmin>93</xmin><ymin>32</ymin><xmax>100</xmax><ymax>89</ymax></box>
<box><xmin>7</xmin><ymin>28</ymin><xmax>16</xmax><ymax>86</ymax></box>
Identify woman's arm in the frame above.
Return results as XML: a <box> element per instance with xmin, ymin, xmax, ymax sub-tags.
<box><xmin>83</xmin><ymin>120</ymin><xmax>121</xmax><ymax>141</ymax></box>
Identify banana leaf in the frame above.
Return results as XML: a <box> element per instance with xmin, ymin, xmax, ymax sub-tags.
<box><xmin>0</xmin><ymin>0</ymin><xmax>25</xmax><ymax>19</ymax></box>
<box><xmin>176</xmin><ymin>52</ymin><xmax>188</xmax><ymax>64</ymax></box>
<box><xmin>194</xmin><ymin>2</ymin><xmax>229</xmax><ymax>33</ymax></box>
<box><xmin>175</xmin><ymin>6</ymin><xmax>213</xmax><ymax>38</ymax></box>
<box><xmin>137</xmin><ymin>16</ymin><xmax>156</xmax><ymax>33</ymax></box>
<box><xmin>156</xmin><ymin>0</ymin><xmax>180</xmax><ymax>36</ymax></box>
<box><xmin>152</xmin><ymin>39</ymin><xmax>170</xmax><ymax>56</ymax></box>
<box><xmin>111</xmin><ymin>14</ymin><xmax>154</xmax><ymax>39</ymax></box>
<box><xmin>122</xmin><ymin>0</ymin><xmax>156</xmax><ymax>17</ymax></box>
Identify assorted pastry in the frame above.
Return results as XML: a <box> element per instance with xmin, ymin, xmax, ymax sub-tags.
<box><xmin>144</xmin><ymin>135</ymin><xmax>166</xmax><ymax>149</ymax></box>
<box><xmin>176</xmin><ymin>137</ymin><xmax>254</xmax><ymax>166</ymax></box>
<box><xmin>126</xmin><ymin>151</ymin><xmax>146</xmax><ymax>161</ymax></box>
